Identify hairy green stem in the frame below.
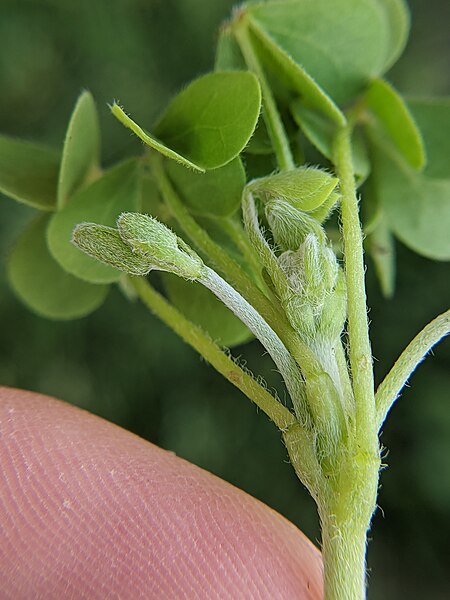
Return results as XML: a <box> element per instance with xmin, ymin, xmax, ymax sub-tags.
<box><xmin>376</xmin><ymin>308</ymin><xmax>450</xmax><ymax>430</ymax></box>
<box><xmin>317</xmin><ymin>126</ymin><xmax>381</xmax><ymax>600</ymax></box>
<box><xmin>130</xmin><ymin>276</ymin><xmax>295</xmax><ymax>431</ymax></box>
<box><xmin>201</xmin><ymin>266</ymin><xmax>307</xmax><ymax>418</ymax></box>
<box><xmin>234</xmin><ymin>19</ymin><xmax>295</xmax><ymax>171</ymax></box>
<box><xmin>319</xmin><ymin>464</ymin><xmax>378</xmax><ymax>600</ymax></box>
<box><xmin>333</xmin><ymin>126</ymin><xmax>376</xmax><ymax>440</ymax></box>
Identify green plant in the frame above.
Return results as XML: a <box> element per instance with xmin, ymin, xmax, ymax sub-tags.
<box><xmin>1</xmin><ymin>0</ymin><xmax>449</xmax><ymax>598</ymax></box>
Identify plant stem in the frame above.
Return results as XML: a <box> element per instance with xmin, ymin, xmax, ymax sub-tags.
<box><xmin>333</xmin><ymin>126</ymin><xmax>376</xmax><ymax>441</ymax></box>
<box><xmin>201</xmin><ymin>266</ymin><xmax>306</xmax><ymax>416</ymax></box>
<box><xmin>319</xmin><ymin>483</ymin><xmax>375</xmax><ymax>600</ymax></box>
<box><xmin>234</xmin><ymin>19</ymin><xmax>295</xmax><ymax>171</ymax></box>
<box><xmin>323</xmin><ymin>126</ymin><xmax>381</xmax><ymax>600</ymax></box>
<box><xmin>130</xmin><ymin>276</ymin><xmax>295</xmax><ymax>431</ymax></box>
<box><xmin>376</xmin><ymin>308</ymin><xmax>450</xmax><ymax>430</ymax></box>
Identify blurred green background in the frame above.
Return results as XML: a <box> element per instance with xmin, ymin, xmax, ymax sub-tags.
<box><xmin>0</xmin><ymin>1</ymin><xmax>449</xmax><ymax>598</ymax></box>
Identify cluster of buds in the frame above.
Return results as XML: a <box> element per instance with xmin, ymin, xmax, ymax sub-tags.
<box><xmin>247</xmin><ymin>166</ymin><xmax>347</xmax><ymax>344</ymax></box>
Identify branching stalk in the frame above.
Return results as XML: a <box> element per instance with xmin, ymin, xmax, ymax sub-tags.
<box><xmin>151</xmin><ymin>154</ymin><xmax>322</xmax><ymax>379</ymax></box>
<box><xmin>200</xmin><ymin>266</ymin><xmax>307</xmax><ymax>419</ymax></box>
<box><xmin>130</xmin><ymin>276</ymin><xmax>295</xmax><ymax>431</ymax></box>
<box><xmin>376</xmin><ymin>308</ymin><xmax>450</xmax><ymax>430</ymax></box>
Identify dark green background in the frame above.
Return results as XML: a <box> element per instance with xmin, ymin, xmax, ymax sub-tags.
<box><xmin>0</xmin><ymin>1</ymin><xmax>449</xmax><ymax>598</ymax></box>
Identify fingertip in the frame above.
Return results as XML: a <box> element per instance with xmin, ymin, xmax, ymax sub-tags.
<box><xmin>0</xmin><ymin>386</ymin><xmax>323</xmax><ymax>599</ymax></box>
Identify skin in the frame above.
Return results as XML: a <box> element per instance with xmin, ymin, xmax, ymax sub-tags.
<box><xmin>0</xmin><ymin>386</ymin><xmax>323</xmax><ymax>599</ymax></box>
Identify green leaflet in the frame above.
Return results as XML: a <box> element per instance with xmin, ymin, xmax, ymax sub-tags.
<box><xmin>111</xmin><ymin>104</ymin><xmax>204</xmax><ymax>172</ymax></box>
<box><xmin>57</xmin><ymin>90</ymin><xmax>101</xmax><ymax>209</ymax></box>
<box><xmin>407</xmin><ymin>98</ymin><xmax>450</xmax><ymax>179</ymax></box>
<box><xmin>166</xmin><ymin>157</ymin><xmax>246</xmax><ymax>218</ymax></box>
<box><xmin>370</xmin><ymin>132</ymin><xmax>450</xmax><ymax>261</ymax></box>
<box><xmin>376</xmin><ymin>0</ymin><xmax>410</xmax><ymax>71</ymax></box>
<box><xmin>47</xmin><ymin>159</ymin><xmax>140</xmax><ymax>284</ymax></box>
<box><xmin>247</xmin><ymin>0</ymin><xmax>393</xmax><ymax>106</ymax></box>
<box><xmin>365</xmin><ymin>79</ymin><xmax>425</xmax><ymax>170</ymax></box>
<box><xmin>0</xmin><ymin>135</ymin><xmax>60</xmax><ymax>210</ymax></box>
<box><xmin>162</xmin><ymin>273</ymin><xmax>253</xmax><ymax>348</ymax></box>
<box><xmin>8</xmin><ymin>214</ymin><xmax>107</xmax><ymax>320</ymax></box>
<box><xmin>246</xmin><ymin>16</ymin><xmax>345</xmax><ymax>125</ymax></box>
<box><xmin>155</xmin><ymin>71</ymin><xmax>262</xmax><ymax>170</ymax></box>
<box><xmin>114</xmin><ymin>72</ymin><xmax>261</xmax><ymax>172</ymax></box>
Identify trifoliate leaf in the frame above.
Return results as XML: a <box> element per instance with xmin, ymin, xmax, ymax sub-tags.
<box><xmin>111</xmin><ymin>104</ymin><xmax>204</xmax><ymax>172</ymax></box>
<box><xmin>246</xmin><ymin>15</ymin><xmax>345</xmax><ymax>125</ymax></box>
<box><xmin>376</xmin><ymin>0</ymin><xmax>410</xmax><ymax>71</ymax></box>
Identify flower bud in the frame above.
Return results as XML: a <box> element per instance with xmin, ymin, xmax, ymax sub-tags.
<box><xmin>249</xmin><ymin>166</ymin><xmax>339</xmax><ymax>213</ymax></box>
<box><xmin>117</xmin><ymin>212</ymin><xmax>204</xmax><ymax>280</ymax></box>
<box><xmin>277</xmin><ymin>235</ymin><xmax>341</xmax><ymax>340</ymax></box>
<box><xmin>265</xmin><ymin>199</ymin><xmax>326</xmax><ymax>251</ymax></box>
<box><xmin>72</xmin><ymin>224</ymin><xmax>152</xmax><ymax>276</ymax></box>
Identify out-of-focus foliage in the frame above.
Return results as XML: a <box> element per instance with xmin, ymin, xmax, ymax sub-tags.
<box><xmin>0</xmin><ymin>1</ymin><xmax>449</xmax><ymax>598</ymax></box>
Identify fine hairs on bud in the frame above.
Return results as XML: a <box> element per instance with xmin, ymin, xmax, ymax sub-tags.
<box><xmin>249</xmin><ymin>166</ymin><xmax>339</xmax><ymax>213</ymax></box>
<box><xmin>72</xmin><ymin>223</ymin><xmax>152</xmax><ymax>275</ymax></box>
<box><xmin>265</xmin><ymin>198</ymin><xmax>326</xmax><ymax>252</ymax></box>
<box><xmin>117</xmin><ymin>212</ymin><xmax>204</xmax><ymax>280</ymax></box>
<box><xmin>276</xmin><ymin>232</ymin><xmax>342</xmax><ymax>339</ymax></box>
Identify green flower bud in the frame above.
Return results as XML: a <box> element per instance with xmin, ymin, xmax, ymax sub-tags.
<box><xmin>117</xmin><ymin>212</ymin><xmax>204</xmax><ymax>280</ymax></box>
<box><xmin>249</xmin><ymin>166</ymin><xmax>339</xmax><ymax>213</ymax></box>
<box><xmin>72</xmin><ymin>224</ymin><xmax>152</xmax><ymax>276</ymax></box>
<box><xmin>265</xmin><ymin>199</ymin><xmax>326</xmax><ymax>251</ymax></box>
<box><xmin>277</xmin><ymin>235</ymin><xmax>341</xmax><ymax>340</ymax></box>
